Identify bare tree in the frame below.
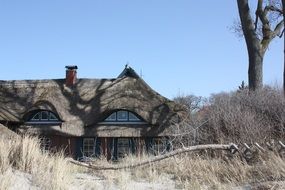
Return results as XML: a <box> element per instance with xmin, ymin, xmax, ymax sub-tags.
<box><xmin>173</xmin><ymin>94</ymin><xmax>206</xmax><ymax>113</ymax></box>
<box><xmin>172</xmin><ymin>94</ymin><xmax>210</xmax><ymax>146</ymax></box>
<box><xmin>237</xmin><ymin>0</ymin><xmax>283</xmax><ymax>91</ymax></box>
<box><xmin>282</xmin><ymin>0</ymin><xmax>285</xmax><ymax>97</ymax></box>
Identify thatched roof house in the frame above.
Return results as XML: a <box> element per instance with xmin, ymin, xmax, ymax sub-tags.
<box><xmin>0</xmin><ymin>66</ymin><xmax>185</xmax><ymax>160</ymax></box>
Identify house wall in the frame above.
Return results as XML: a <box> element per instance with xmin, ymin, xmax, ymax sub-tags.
<box><xmin>78</xmin><ymin>137</ymin><xmax>171</xmax><ymax>160</ymax></box>
<box><xmin>42</xmin><ymin>136</ymin><xmax>171</xmax><ymax>160</ymax></box>
<box><xmin>48</xmin><ymin>135</ymin><xmax>77</xmax><ymax>158</ymax></box>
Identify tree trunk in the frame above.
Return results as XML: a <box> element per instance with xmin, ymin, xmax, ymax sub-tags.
<box><xmin>237</xmin><ymin>0</ymin><xmax>263</xmax><ymax>90</ymax></box>
<box><xmin>283</xmin><ymin>0</ymin><xmax>285</xmax><ymax>97</ymax></box>
<box><xmin>248</xmin><ymin>49</ymin><xmax>264</xmax><ymax>90</ymax></box>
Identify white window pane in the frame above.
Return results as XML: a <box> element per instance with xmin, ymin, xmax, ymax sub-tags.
<box><xmin>128</xmin><ymin>112</ymin><xmax>141</xmax><ymax>121</ymax></box>
<box><xmin>117</xmin><ymin>111</ymin><xmax>128</xmax><ymax>121</ymax></box>
<box><xmin>105</xmin><ymin>113</ymin><xmax>116</xmax><ymax>121</ymax></box>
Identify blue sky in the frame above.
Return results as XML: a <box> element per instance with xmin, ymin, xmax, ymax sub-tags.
<box><xmin>0</xmin><ymin>0</ymin><xmax>283</xmax><ymax>99</ymax></box>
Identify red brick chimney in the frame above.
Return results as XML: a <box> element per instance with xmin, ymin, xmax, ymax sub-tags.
<box><xmin>65</xmin><ymin>65</ymin><xmax>78</xmax><ymax>86</ymax></box>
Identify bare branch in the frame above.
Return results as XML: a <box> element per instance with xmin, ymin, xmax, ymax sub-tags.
<box><xmin>69</xmin><ymin>143</ymin><xmax>237</xmax><ymax>170</ymax></box>
<box><xmin>273</xmin><ymin>20</ymin><xmax>284</xmax><ymax>37</ymax></box>
<box><xmin>254</xmin><ymin>0</ymin><xmax>262</xmax><ymax>30</ymax></box>
<box><xmin>257</xmin><ymin>0</ymin><xmax>270</xmax><ymax>26</ymax></box>
<box><xmin>266</xmin><ymin>5</ymin><xmax>283</xmax><ymax>15</ymax></box>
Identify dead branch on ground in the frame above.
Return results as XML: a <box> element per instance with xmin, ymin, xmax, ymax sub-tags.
<box><xmin>68</xmin><ymin>143</ymin><xmax>237</xmax><ymax>170</ymax></box>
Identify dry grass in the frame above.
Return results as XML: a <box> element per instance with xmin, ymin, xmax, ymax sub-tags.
<box><xmin>0</xmin><ymin>169</ymin><xmax>13</xmax><ymax>190</ymax></box>
<box><xmin>1</xmin><ymin>135</ymin><xmax>285</xmax><ymax>189</ymax></box>
<box><xmin>160</xmin><ymin>153</ymin><xmax>285</xmax><ymax>189</ymax></box>
<box><xmin>87</xmin><ymin>152</ymin><xmax>285</xmax><ymax>190</ymax></box>
<box><xmin>0</xmin><ymin>135</ymin><xmax>74</xmax><ymax>190</ymax></box>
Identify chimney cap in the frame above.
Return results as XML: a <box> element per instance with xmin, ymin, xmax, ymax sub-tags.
<box><xmin>65</xmin><ymin>65</ymin><xmax>78</xmax><ymax>70</ymax></box>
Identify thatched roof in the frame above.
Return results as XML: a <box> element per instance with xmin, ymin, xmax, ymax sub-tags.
<box><xmin>0</xmin><ymin>124</ymin><xmax>18</xmax><ymax>139</ymax></box>
<box><xmin>0</xmin><ymin>67</ymin><xmax>185</xmax><ymax>137</ymax></box>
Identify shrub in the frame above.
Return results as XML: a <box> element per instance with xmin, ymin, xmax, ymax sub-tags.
<box><xmin>173</xmin><ymin>86</ymin><xmax>285</xmax><ymax>145</ymax></box>
<box><xmin>205</xmin><ymin>86</ymin><xmax>285</xmax><ymax>143</ymax></box>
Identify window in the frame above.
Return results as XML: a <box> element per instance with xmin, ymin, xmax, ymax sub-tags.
<box><xmin>83</xmin><ymin>138</ymin><xmax>95</xmax><ymax>157</ymax></box>
<box><xmin>117</xmin><ymin>138</ymin><xmax>131</xmax><ymax>158</ymax></box>
<box><xmin>41</xmin><ymin>111</ymin><xmax>49</xmax><ymax>120</ymax></box>
<box><xmin>128</xmin><ymin>112</ymin><xmax>140</xmax><ymax>121</ymax></box>
<box><xmin>151</xmin><ymin>139</ymin><xmax>165</xmax><ymax>155</ymax></box>
<box><xmin>105</xmin><ymin>112</ymin><xmax>116</xmax><ymax>121</ymax></box>
<box><xmin>32</xmin><ymin>113</ymin><xmax>40</xmax><ymax>121</ymax></box>
<box><xmin>49</xmin><ymin>112</ymin><xmax>58</xmax><ymax>121</ymax></box>
<box><xmin>117</xmin><ymin>111</ymin><xmax>128</xmax><ymax>121</ymax></box>
<box><xmin>40</xmin><ymin>137</ymin><xmax>51</xmax><ymax>153</ymax></box>
<box><xmin>28</xmin><ymin>110</ymin><xmax>60</xmax><ymax>123</ymax></box>
<box><xmin>102</xmin><ymin>110</ymin><xmax>144</xmax><ymax>123</ymax></box>
<box><xmin>146</xmin><ymin>138</ymin><xmax>171</xmax><ymax>156</ymax></box>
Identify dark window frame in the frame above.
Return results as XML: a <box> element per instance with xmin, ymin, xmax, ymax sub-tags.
<box><xmin>82</xmin><ymin>138</ymin><xmax>95</xmax><ymax>158</ymax></box>
<box><xmin>39</xmin><ymin>137</ymin><xmax>51</xmax><ymax>153</ymax></box>
<box><xmin>26</xmin><ymin>110</ymin><xmax>61</xmax><ymax>124</ymax></box>
<box><xmin>103</xmin><ymin>110</ymin><xmax>144</xmax><ymax>123</ymax></box>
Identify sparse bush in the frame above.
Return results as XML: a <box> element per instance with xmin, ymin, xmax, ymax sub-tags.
<box><xmin>173</xmin><ymin>94</ymin><xmax>207</xmax><ymax>114</ymax></box>
<box><xmin>172</xmin><ymin>94</ymin><xmax>209</xmax><ymax>147</ymax></box>
<box><xmin>174</xmin><ymin>86</ymin><xmax>285</xmax><ymax>145</ymax></box>
<box><xmin>206</xmin><ymin>86</ymin><xmax>285</xmax><ymax>143</ymax></box>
